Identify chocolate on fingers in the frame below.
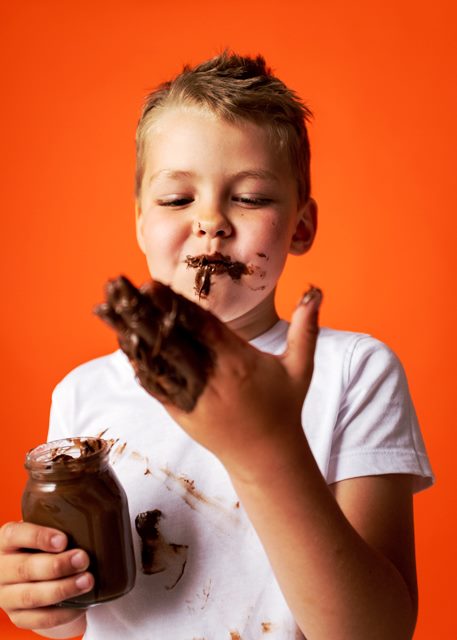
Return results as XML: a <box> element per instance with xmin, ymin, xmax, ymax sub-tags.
<box><xmin>94</xmin><ymin>276</ymin><xmax>217</xmax><ymax>412</ymax></box>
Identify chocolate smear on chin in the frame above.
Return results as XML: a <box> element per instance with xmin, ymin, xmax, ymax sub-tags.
<box><xmin>94</xmin><ymin>275</ymin><xmax>216</xmax><ymax>412</ymax></box>
<box><xmin>185</xmin><ymin>252</ymin><xmax>250</xmax><ymax>299</ymax></box>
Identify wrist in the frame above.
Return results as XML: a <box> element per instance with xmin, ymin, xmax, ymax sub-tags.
<box><xmin>33</xmin><ymin>613</ymin><xmax>87</xmax><ymax>639</ymax></box>
<box><xmin>224</xmin><ymin>426</ymin><xmax>313</xmax><ymax>487</ymax></box>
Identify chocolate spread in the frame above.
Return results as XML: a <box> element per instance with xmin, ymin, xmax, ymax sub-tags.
<box><xmin>22</xmin><ymin>438</ymin><xmax>136</xmax><ymax>607</ymax></box>
<box><xmin>185</xmin><ymin>252</ymin><xmax>250</xmax><ymax>298</ymax></box>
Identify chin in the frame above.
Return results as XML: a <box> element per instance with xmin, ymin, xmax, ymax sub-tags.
<box><xmin>158</xmin><ymin>275</ymin><xmax>265</xmax><ymax>323</ymax></box>
<box><xmin>191</xmin><ymin>290</ymin><xmax>250</xmax><ymax>323</ymax></box>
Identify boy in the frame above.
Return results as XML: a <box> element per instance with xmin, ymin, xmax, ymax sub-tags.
<box><xmin>0</xmin><ymin>52</ymin><xmax>433</xmax><ymax>639</ymax></box>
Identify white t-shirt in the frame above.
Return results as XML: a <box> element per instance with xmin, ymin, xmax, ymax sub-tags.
<box><xmin>48</xmin><ymin>322</ymin><xmax>433</xmax><ymax>640</ymax></box>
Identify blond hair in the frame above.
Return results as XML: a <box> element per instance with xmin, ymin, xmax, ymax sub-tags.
<box><xmin>135</xmin><ymin>51</ymin><xmax>313</xmax><ymax>203</ymax></box>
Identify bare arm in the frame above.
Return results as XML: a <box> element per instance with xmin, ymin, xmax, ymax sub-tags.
<box><xmin>231</xmin><ymin>454</ymin><xmax>417</xmax><ymax>639</ymax></box>
<box><xmin>33</xmin><ymin>616</ymin><xmax>86</xmax><ymax>639</ymax></box>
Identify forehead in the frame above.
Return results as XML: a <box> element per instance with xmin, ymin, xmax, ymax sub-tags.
<box><xmin>141</xmin><ymin>106</ymin><xmax>292</xmax><ymax>179</ymax></box>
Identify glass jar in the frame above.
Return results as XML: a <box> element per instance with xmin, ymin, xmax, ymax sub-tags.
<box><xmin>22</xmin><ymin>437</ymin><xmax>136</xmax><ymax>607</ymax></box>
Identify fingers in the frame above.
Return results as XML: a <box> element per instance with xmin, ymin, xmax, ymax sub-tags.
<box><xmin>8</xmin><ymin>602</ymin><xmax>87</xmax><ymax>632</ymax></box>
<box><xmin>0</xmin><ymin>548</ymin><xmax>93</xmax><ymax>631</ymax></box>
<box><xmin>96</xmin><ymin>276</ymin><xmax>222</xmax><ymax>412</ymax></box>
<box><xmin>1</xmin><ymin>570</ymin><xmax>93</xmax><ymax>612</ymax></box>
<box><xmin>0</xmin><ymin>522</ymin><xmax>93</xmax><ymax>631</ymax></box>
<box><xmin>283</xmin><ymin>286</ymin><xmax>322</xmax><ymax>384</ymax></box>
<box><xmin>0</xmin><ymin>522</ymin><xmax>67</xmax><ymax>553</ymax></box>
<box><xmin>1</xmin><ymin>548</ymin><xmax>90</xmax><ymax>585</ymax></box>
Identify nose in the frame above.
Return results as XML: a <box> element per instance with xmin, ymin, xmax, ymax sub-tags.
<box><xmin>192</xmin><ymin>211</ymin><xmax>232</xmax><ymax>239</ymax></box>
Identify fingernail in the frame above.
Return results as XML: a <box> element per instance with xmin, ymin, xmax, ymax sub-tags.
<box><xmin>75</xmin><ymin>574</ymin><xmax>92</xmax><ymax>590</ymax></box>
<box><xmin>50</xmin><ymin>534</ymin><xmax>66</xmax><ymax>550</ymax></box>
<box><xmin>300</xmin><ymin>285</ymin><xmax>322</xmax><ymax>306</ymax></box>
<box><xmin>71</xmin><ymin>551</ymin><xmax>88</xmax><ymax>570</ymax></box>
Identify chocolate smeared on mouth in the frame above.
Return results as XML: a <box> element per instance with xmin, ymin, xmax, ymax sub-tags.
<box><xmin>94</xmin><ymin>276</ymin><xmax>216</xmax><ymax>412</ymax></box>
<box><xmin>185</xmin><ymin>252</ymin><xmax>250</xmax><ymax>299</ymax></box>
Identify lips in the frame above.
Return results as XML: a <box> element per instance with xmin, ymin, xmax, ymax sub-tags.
<box><xmin>185</xmin><ymin>252</ymin><xmax>250</xmax><ymax>298</ymax></box>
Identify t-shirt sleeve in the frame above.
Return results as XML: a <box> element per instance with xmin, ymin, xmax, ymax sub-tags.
<box><xmin>327</xmin><ymin>335</ymin><xmax>434</xmax><ymax>492</ymax></box>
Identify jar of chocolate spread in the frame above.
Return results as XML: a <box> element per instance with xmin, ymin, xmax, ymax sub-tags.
<box><xmin>22</xmin><ymin>437</ymin><xmax>136</xmax><ymax>607</ymax></box>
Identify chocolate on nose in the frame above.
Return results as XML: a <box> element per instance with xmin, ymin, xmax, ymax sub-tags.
<box><xmin>193</xmin><ymin>218</ymin><xmax>231</xmax><ymax>238</ymax></box>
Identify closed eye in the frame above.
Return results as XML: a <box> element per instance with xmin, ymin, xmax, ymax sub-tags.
<box><xmin>232</xmin><ymin>196</ymin><xmax>273</xmax><ymax>208</ymax></box>
<box><xmin>157</xmin><ymin>197</ymin><xmax>194</xmax><ymax>207</ymax></box>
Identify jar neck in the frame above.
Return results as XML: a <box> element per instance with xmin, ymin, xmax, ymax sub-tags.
<box><xmin>25</xmin><ymin>438</ymin><xmax>110</xmax><ymax>480</ymax></box>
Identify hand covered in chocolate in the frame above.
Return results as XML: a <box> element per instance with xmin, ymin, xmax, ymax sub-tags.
<box><xmin>94</xmin><ymin>276</ymin><xmax>218</xmax><ymax>412</ymax></box>
<box><xmin>95</xmin><ymin>275</ymin><xmax>322</xmax><ymax>479</ymax></box>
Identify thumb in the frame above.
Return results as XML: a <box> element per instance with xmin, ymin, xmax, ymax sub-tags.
<box><xmin>282</xmin><ymin>286</ymin><xmax>322</xmax><ymax>384</ymax></box>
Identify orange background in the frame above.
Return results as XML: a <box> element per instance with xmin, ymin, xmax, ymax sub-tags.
<box><xmin>1</xmin><ymin>0</ymin><xmax>455</xmax><ymax>638</ymax></box>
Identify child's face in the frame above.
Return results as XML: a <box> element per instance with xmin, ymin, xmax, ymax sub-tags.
<box><xmin>136</xmin><ymin>106</ymin><xmax>315</xmax><ymax>327</ymax></box>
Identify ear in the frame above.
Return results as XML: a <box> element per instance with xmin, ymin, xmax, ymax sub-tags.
<box><xmin>289</xmin><ymin>198</ymin><xmax>318</xmax><ymax>256</ymax></box>
<box><xmin>135</xmin><ymin>201</ymin><xmax>147</xmax><ymax>254</ymax></box>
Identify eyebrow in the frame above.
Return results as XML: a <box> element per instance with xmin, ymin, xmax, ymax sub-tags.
<box><xmin>232</xmin><ymin>169</ymin><xmax>279</xmax><ymax>182</ymax></box>
<box><xmin>149</xmin><ymin>168</ymin><xmax>279</xmax><ymax>184</ymax></box>
<box><xmin>149</xmin><ymin>170</ymin><xmax>195</xmax><ymax>184</ymax></box>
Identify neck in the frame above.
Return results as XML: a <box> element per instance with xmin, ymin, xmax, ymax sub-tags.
<box><xmin>225</xmin><ymin>291</ymin><xmax>280</xmax><ymax>341</ymax></box>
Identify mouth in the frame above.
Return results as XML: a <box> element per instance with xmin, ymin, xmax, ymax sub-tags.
<box><xmin>185</xmin><ymin>252</ymin><xmax>250</xmax><ymax>299</ymax></box>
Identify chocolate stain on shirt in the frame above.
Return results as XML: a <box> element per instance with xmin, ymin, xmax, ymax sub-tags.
<box><xmin>98</xmin><ymin>435</ymin><xmax>152</xmax><ymax>475</ymax></box>
<box><xmin>134</xmin><ymin>509</ymin><xmax>188</xmax><ymax>589</ymax></box>
<box><xmin>160</xmin><ymin>468</ymin><xmax>244</xmax><ymax>531</ymax></box>
<box><xmin>185</xmin><ymin>253</ymin><xmax>251</xmax><ymax>299</ymax></box>
<box><xmin>261</xmin><ymin>622</ymin><xmax>272</xmax><ymax>632</ymax></box>
<box><xmin>160</xmin><ymin>468</ymin><xmax>211</xmax><ymax>508</ymax></box>
<box><xmin>130</xmin><ymin>450</ymin><xmax>153</xmax><ymax>475</ymax></box>
<box><xmin>230</xmin><ymin>632</ymin><xmax>242</xmax><ymax>640</ymax></box>
<box><xmin>200</xmin><ymin>579</ymin><xmax>212</xmax><ymax>609</ymax></box>
<box><xmin>111</xmin><ymin>441</ymin><xmax>127</xmax><ymax>461</ymax></box>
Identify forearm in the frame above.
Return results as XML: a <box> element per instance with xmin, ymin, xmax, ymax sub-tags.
<box><xmin>33</xmin><ymin>613</ymin><xmax>86</xmax><ymax>639</ymax></box>
<box><xmin>230</xmin><ymin>432</ymin><xmax>416</xmax><ymax>640</ymax></box>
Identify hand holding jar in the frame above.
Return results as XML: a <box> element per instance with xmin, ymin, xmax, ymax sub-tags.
<box><xmin>0</xmin><ymin>437</ymin><xmax>136</xmax><ymax>636</ymax></box>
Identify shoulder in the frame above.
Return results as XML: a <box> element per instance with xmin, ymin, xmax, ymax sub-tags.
<box><xmin>254</xmin><ymin>321</ymin><xmax>402</xmax><ymax>381</ymax></box>
<box><xmin>52</xmin><ymin>350</ymin><xmax>134</xmax><ymax>403</ymax></box>
<box><xmin>316</xmin><ymin>328</ymin><xmax>404</xmax><ymax>384</ymax></box>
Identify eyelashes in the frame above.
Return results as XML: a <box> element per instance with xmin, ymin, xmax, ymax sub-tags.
<box><xmin>156</xmin><ymin>196</ymin><xmax>273</xmax><ymax>209</ymax></box>
<box><xmin>157</xmin><ymin>197</ymin><xmax>193</xmax><ymax>207</ymax></box>
<box><xmin>232</xmin><ymin>196</ymin><xmax>273</xmax><ymax>207</ymax></box>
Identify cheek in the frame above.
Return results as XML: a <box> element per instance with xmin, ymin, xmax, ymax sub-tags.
<box><xmin>141</xmin><ymin>216</ymin><xmax>186</xmax><ymax>255</ymax></box>
<box><xmin>252</xmin><ymin>225</ymin><xmax>292</xmax><ymax>272</ymax></box>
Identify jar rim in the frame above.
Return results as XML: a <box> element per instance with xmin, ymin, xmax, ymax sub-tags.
<box><xmin>25</xmin><ymin>437</ymin><xmax>109</xmax><ymax>470</ymax></box>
